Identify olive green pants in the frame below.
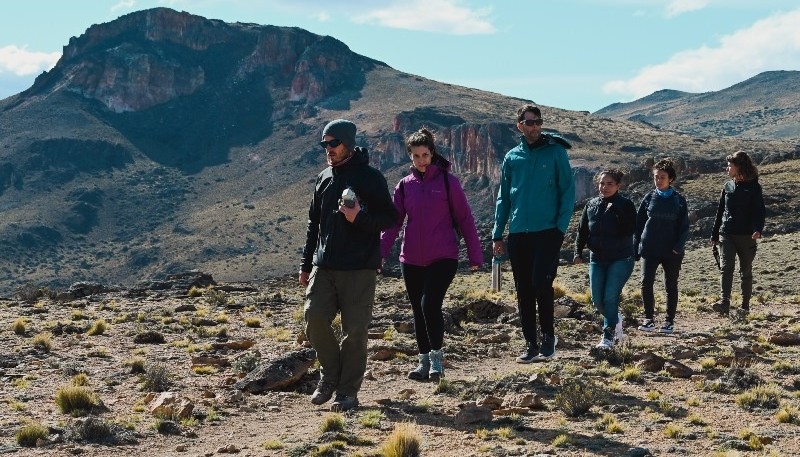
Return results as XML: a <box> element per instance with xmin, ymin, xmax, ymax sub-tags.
<box><xmin>719</xmin><ymin>234</ymin><xmax>757</xmax><ymax>308</ymax></box>
<box><xmin>304</xmin><ymin>267</ymin><xmax>375</xmax><ymax>396</ymax></box>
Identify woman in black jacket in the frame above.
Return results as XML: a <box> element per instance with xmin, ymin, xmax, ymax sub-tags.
<box><xmin>574</xmin><ymin>169</ymin><xmax>636</xmax><ymax>349</ymax></box>
<box><xmin>710</xmin><ymin>151</ymin><xmax>765</xmax><ymax>315</ymax></box>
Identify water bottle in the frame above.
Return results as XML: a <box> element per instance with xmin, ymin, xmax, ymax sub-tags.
<box><xmin>491</xmin><ymin>255</ymin><xmax>502</xmax><ymax>292</ymax></box>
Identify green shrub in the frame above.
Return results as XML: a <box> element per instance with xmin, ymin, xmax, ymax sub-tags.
<box><xmin>141</xmin><ymin>363</ymin><xmax>170</xmax><ymax>392</ymax></box>
<box><xmin>554</xmin><ymin>379</ymin><xmax>604</xmax><ymax>417</ymax></box>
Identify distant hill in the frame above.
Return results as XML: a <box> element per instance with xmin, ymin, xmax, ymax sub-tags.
<box><xmin>594</xmin><ymin>71</ymin><xmax>800</xmax><ymax>140</ymax></box>
<box><xmin>0</xmin><ymin>8</ymin><xmax>797</xmax><ymax>295</ymax></box>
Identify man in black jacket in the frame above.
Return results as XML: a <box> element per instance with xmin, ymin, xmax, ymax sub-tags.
<box><xmin>299</xmin><ymin>119</ymin><xmax>397</xmax><ymax>412</ymax></box>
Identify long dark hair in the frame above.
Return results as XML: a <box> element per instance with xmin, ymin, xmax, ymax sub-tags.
<box><xmin>727</xmin><ymin>150</ymin><xmax>758</xmax><ymax>180</ymax></box>
<box><xmin>406</xmin><ymin>127</ymin><xmax>447</xmax><ymax>167</ymax></box>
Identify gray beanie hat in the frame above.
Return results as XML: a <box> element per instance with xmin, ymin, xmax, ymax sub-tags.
<box><xmin>322</xmin><ymin>119</ymin><xmax>357</xmax><ymax>149</ymax></box>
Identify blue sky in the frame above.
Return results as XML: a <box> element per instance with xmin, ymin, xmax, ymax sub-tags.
<box><xmin>1</xmin><ymin>0</ymin><xmax>799</xmax><ymax>112</ymax></box>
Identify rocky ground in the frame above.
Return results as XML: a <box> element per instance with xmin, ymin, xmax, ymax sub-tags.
<box><xmin>1</xmin><ymin>234</ymin><xmax>799</xmax><ymax>457</ymax></box>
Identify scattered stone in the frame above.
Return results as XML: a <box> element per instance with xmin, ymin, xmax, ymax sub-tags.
<box><xmin>664</xmin><ymin>360</ymin><xmax>693</xmax><ymax>378</ymax></box>
<box><xmin>212</xmin><ymin>340</ymin><xmax>256</xmax><ymax>351</ymax></box>
<box><xmin>148</xmin><ymin>392</ymin><xmax>194</xmax><ymax>420</ymax></box>
<box><xmin>234</xmin><ymin>348</ymin><xmax>316</xmax><ymax>393</ymax></box>
<box><xmin>454</xmin><ymin>404</ymin><xmax>493</xmax><ymax>425</ymax></box>
<box><xmin>133</xmin><ymin>330</ymin><xmax>166</xmax><ymax>344</ymax></box>
<box><xmin>769</xmin><ymin>331</ymin><xmax>800</xmax><ymax>346</ymax></box>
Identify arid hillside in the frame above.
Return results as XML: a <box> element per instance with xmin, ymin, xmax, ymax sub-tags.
<box><xmin>1</xmin><ymin>8</ymin><xmax>798</xmax><ymax>296</ymax></box>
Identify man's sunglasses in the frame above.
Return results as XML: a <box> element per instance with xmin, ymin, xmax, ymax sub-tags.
<box><xmin>519</xmin><ymin>119</ymin><xmax>543</xmax><ymax>126</ymax></box>
<box><xmin>319</xmin><ymin>139</ymin><xmax>343</xmax><ymax>149</ymax></box>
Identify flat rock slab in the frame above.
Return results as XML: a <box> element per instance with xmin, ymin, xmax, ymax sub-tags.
<box><xmin>234</xmin><ymin>348</ymin><xmax>316</xmax><ymax>393</ymax></box>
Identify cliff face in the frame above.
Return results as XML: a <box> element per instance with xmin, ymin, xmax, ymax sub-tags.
<box><xmin>29</xmin><ymin>8</ymin><xmax>378</xmax><ymax>114</ymax></box>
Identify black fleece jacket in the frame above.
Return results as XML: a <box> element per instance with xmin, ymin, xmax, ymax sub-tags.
<box><xmin>711</xmin><ymin>178</ymin><xmax>765</xmax><ymax>240</ymax></box>
<box><xmin>574</xmin><ymin>192</ymin><xmax>636</xmax><ymax>262</ymax></box>
<box><xmin>301</xmin><ymin>147</ymin><xmax>397</xmax><ymax>272</ymax></box>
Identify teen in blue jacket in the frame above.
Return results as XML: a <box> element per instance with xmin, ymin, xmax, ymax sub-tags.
<box><xmin>634</xmin><ymin>159</ymin><xmax>689</xmax><ymax>334</ymax></box>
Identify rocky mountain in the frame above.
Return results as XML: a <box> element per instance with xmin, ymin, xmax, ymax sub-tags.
<box><xmin>594</xmin><ymin>71</ymin><xmax>800</xmax><ymax>140</ymax></box>
<box><xmin>0</xmin><ymin>8</ymin><xmax>798</xmax><ymax>295</ymax></box>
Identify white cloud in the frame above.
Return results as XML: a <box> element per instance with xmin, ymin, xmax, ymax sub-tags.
<box><xmin>603</xmin><ymin>8</ymin><xmax>800</xmax><ymax>100</ymax></box>
<box><xmin>111</xmin><ymin>0</ymin><xmax>137</xmax><ymax>12</ymax></box>
<box><xmin>0</xmin><ymin>46</ymin><xmax>60</xmax><ymax>76</ymax></box>
<box><xmin>353</xmin><ymin>0</ymin><xmax>495</xmax><ymax>35</ymax></box>
<box><xmin>664</xmin><ymin>0</ymin><xmax>710</xmax><ymax>18</ymax></box>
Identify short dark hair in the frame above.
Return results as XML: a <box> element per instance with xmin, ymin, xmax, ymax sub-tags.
<box><xmin>653</xmin><ymin>159</ymin><xmax>676</xmax><ymax>181</ymax></box>
<box><xmin>727</xmin><ymin>150</ymin><xmax>758</xmax><ymax>180</ymax></box>
<box><xmin>517</xmin><ymin>104</ymin><xmax>541</xmax><ymax>122</ymax></box>
<box><xmin>596</xmin><ymin>168</ymin><xmax>625</xmax><ymax>185</ymax></box>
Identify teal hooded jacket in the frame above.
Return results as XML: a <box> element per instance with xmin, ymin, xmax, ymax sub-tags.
<box><xmin>492</xmin><ymin>134</ymin><xmax>575</xmax><ymax>239</ymax></box>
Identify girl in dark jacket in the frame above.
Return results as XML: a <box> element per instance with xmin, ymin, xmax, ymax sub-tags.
<box><xmin>574</xmin><ymin>169</ymin><xmax>636</xmax><ymax>349</ymax></box>
<box><xmin>710</xmin><ymin>151</ymin><xmax>765</xmax><ymax>315</ymax></box>
<box><xmin>634</xmin><ymin>159</ymin><xmax>690</xmax><ymax>334</ymax></box>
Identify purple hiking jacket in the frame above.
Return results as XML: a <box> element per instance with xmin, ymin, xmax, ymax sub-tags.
<box><xmin>380</xmin><ymin>162</ymin><xmax>483</xmax><ymax>267</ymax></box>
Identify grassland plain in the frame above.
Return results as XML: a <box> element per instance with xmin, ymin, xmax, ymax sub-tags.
<box><xmin>0</xmin><ymin>228</ymin><xmax>798</xmax><ymax>456</ymax></box>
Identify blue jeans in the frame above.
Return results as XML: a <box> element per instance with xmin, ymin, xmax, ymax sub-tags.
<box><xmin>589</xmin><ymin>257</ymin><xmax>635</xmax><ymax>337</ymax></box>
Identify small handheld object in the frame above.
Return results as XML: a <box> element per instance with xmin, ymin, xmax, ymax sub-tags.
<box><xmin>712</xmin><ymin>244</ymin><xmax>721</xmax><ymax>270</ymax></box>
<box><xmin>340</xmin><ymin>188</ymin><xmax>357</xmax><ymax>208</ymax></box>
<box><xmin>491</xmin><ymin>256</ymin><xmax>502</xmax><ymax>292</ymax></box>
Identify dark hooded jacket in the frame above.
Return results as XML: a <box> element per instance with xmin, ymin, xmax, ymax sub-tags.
<box><xmin>711</xmin><ymin>178</ymin><xmax>765</xmax><ymax>240</ymax></box>
<box><xmin>301</xmin><ymin>147</ymin><xmax>397</xmax><ymax>272</ymax></box>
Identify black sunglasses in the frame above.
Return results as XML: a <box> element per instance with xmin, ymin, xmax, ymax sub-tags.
<box><xmin>519</xmin><ymin>119</ymin><xmax>543</xmax><ymax>126</ymax></box>
<box><xmin>319</xmin><ymin>139</ymin><xmax>343</xmax><ymax>149</ymax></box>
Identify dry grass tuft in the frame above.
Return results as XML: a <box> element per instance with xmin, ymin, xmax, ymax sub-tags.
<box><xmin>379</xmin><ymin>422</ymin><xmax>421</xmax><ymax>457</ymax></box>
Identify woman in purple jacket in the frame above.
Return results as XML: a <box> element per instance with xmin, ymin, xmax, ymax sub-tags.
<box><xmin>381</xmin><ymin>128</ymin><xmax>483</xmax><ymax>382</ymax></box>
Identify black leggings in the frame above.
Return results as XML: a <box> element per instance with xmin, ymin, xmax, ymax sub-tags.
<box><xmin>401</xmin><ymin>259</ymin><xmax>458</xmax><ymax>353</ymax></box>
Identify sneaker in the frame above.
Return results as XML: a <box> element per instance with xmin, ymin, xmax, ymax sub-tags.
<box><xmin>330</xmin><ymin>393</ymin><xmax>359</xmax><ymax>412</ymax></box>
<box><xmin>428</xmin><ymin>349</ymin><xmax>444</xmax><ymax>382</ymax></box>
<box><xmin>637</xmin><ymin>319</ymin><xmax>655</xmax><ymax>332</ymax></box>
<box><xmin>595</xmin><ymin>336</ymin><xmax>613</xmax><ymax>350</ymax></box>
<box><xmin>659</xmin><ymin>321</ymin><xmax>674</xmax><ymax>334</ymax></box>
<box><xmin>712</xmin><ymin>300</ymin><xmax>730</xmax><ymax>315</ymax></box>
<box><xmin>310</xmin><ymin>380</ymin><xmax>336</xmax><ymax>405</ymax></box>
<box><xmin>615</xmin><ymin>313</ymin><xmax>625</xmax><ymax>342</ymax></box>
<box><xmin>535</xmin><ymin>334</ymin><xmax>558</xmax><ymax>360</ymax></box>
<box><xmin>515</xmin><ymin>341</ymin><xmax>539</xmax><ymax>364</ymax></box>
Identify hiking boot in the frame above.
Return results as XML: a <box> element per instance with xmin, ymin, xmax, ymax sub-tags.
<box><xmin>408</xmin><ymin>353</ymin><xmax>430</xmax><ymax>381</ymax></box>
<box><xmin>310</xmin><ymin>380</ymin><xmax>336</xmax><ymax>405</ymax></box>
<box><xmin>536</xmin><ymin>334</ymin><xmax>558</xmax><ymax>360</ymax></box>
<box><xmin>712</xmin><ymin>300</ymin><xmax>730</xmax><ymax>315</ymax></box>
<box><xmin>637</xmin><ymin>319</ymin><xmax>655</xmax><ymax>332</ymax></box>
<box><xmin>659</xmin><ymin>321</ymin><xmax>674</xmax><ymax>334</ymax></box>
<box><xmin>330</xmin><ymin>393</ymin><xmax>359</xmax><ymax>412</ymax></box>
<box><xmin>515</xmin><ymin>341</ymin><xmax>539</xmax><ymax>364</ymax></box>
<box><xmin>428</xmin><ymin>349</ymin><xmax>444</xmax><ymax>382</ymax></box>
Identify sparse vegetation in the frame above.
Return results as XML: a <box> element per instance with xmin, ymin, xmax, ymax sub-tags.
<box><xmin>15</xmin><ymin>420</ymin><xmax>48</xmax><ymax>447</ymax></box>
<box><xmin>31</xmin><ymin>332</ymin><xmax>52</xmax><ymax>352</ymax></box>
<box><xmin>319</xmin><ymin>413</ymin><xmax>346</xmax><ymax>433</ymax></box>
<box><xmin>54</xmin><ymin>385</ymin><xmax>100</xmax><ymax>416</ymax></box>
<box><xmin>554</xmin><ymin>379</ymin><xmax>604</xmax><ymax>417</ymax></box>
<box><xmin>379</xmin><ymin>422</ymin><xmax>421</xmax><ymax>457</ymax></box>
<box><xmin>86</xmin><ymin>319</ymin><xmax>107</xmax><ymax>336</ymax></box>
<box><xmin>12</xmin><ymin>317</ymin><xmax>26</xmax><ymax>335</ymax></box>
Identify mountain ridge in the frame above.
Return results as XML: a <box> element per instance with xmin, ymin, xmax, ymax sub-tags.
<box><xmin>0</xmin><ymin>8</ymin><xmax>798</xmax><ymax>295</ymax></box>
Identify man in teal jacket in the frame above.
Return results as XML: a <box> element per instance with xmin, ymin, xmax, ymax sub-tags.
<box><xmin>492</xmin><ymin>104</ymin><xmax>575</xmax><ymax>363</ymax></box>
